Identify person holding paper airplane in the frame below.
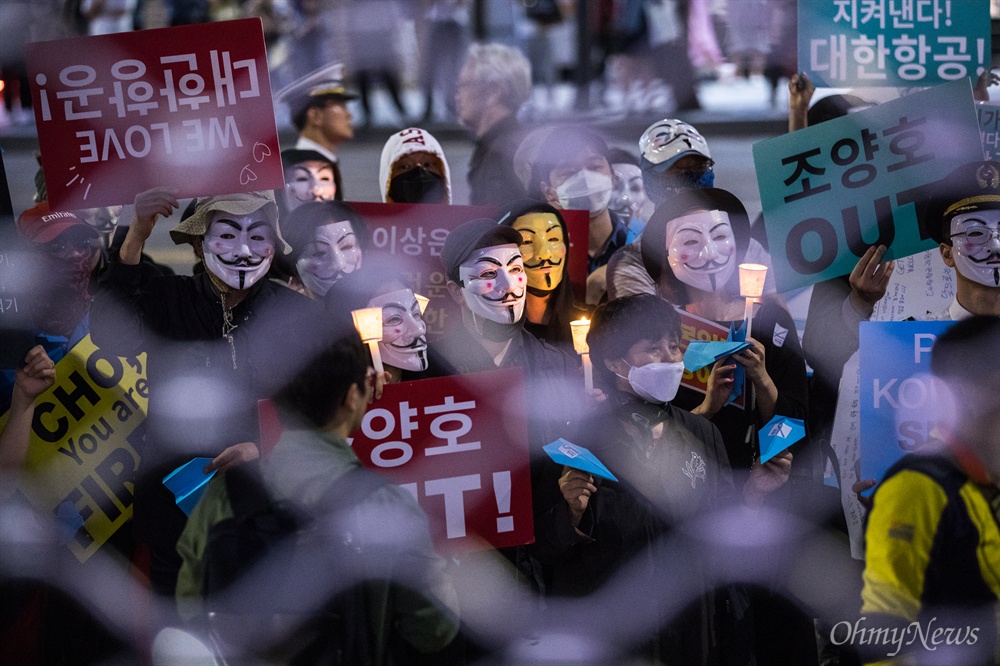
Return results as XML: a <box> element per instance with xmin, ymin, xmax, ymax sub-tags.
<box><xmin>535</xmin><ymin>294</ymin><xmax>792</xmax><ymax>664</ymax></box>
<box><xmin>91</xmin><ymin>188</ymin><xmax>322</xmax><ymax>598</ymax></box>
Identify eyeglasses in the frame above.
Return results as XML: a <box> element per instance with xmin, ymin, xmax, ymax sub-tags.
<box><xmin>950</xmin><ymin>224</ymin><xmax>1000</xmax><ymax>247</ymax></box>
<box><xmin>42</xmin><ymin>236</ymin><xmax>98</xmax><ymax>257</ymax></box>
<box><xmin>674</xmin><ymin>159</ymin><xmax>715</xmax><ymax>177</ymax></box>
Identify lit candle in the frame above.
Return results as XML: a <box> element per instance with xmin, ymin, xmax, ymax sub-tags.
<box><xmin>738</xmin><ymin>263</ymin><xmax>767</xmax><ymax>340</ymax></box>
<box><xmin>414</xmin><ymin>293</ymin><xmax>430</xmax><ymax>315</ymax></box>
<box><xmin>351</xmin><ymin>307</ymin><xmax>385</xmax><ymax>375</ymax></box>
<box><xmin>570</xmin><ymin>318</ymin><xmax>593</xmax><ymax>391</ymax></box>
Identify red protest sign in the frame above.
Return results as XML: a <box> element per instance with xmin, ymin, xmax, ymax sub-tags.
<box><xmin>350</xmin><ymin>369</ymin><xmax>534</xmax><ymax>554</ymax></box>
<box><xmin>27</xmin><ymin>19</ymin><xmax>283</xmax><ymax>210</ymax></box>
<box><xmin>349</xmin><ymin>202</ymin><xmax>589</xmax><ymax>340</ymax></box>
<box><xmin>677</xmin><ymin>307</ymin><xmax>745</xmax><ymax>410</ymax></box>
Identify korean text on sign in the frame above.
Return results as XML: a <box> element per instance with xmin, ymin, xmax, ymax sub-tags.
<box><xmin>350</xmin><ymin>369</ymin><xmax>534</xmax><ymax>554</ymax></box>
<box><xmin>27</xmin><ymin>18</ymin><xmax>283</xmax><ymax>209</ymax></box>
<box><xmin>753</xmin><ymin>79</ymin><xmax>984</xmax><ymax>292</ymax></box>
<box><xmin>798</xmin><ymin>0</ymin><xmax>990</xmax><ymax>87</ymax></box>
<box><xmin>677</xmin><ymin>308</ymin><xmax>745</xmax><ymax>410</ymax></box>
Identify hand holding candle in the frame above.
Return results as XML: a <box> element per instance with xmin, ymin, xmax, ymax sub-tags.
<box><xmin>738</xmin><ymin>263</ymin><xmax>767</xmax><ymax>340</ymax></box>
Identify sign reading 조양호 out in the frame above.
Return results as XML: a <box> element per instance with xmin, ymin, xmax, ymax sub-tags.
<box><xmin>754</xmin><ymin>78</ymin><xmax>984</xmax><ymax>292</ymax></box>
<box><xmin>26</xmin><ymin>18</ymin><xmax>283</xmax><ymax>210</ymax></box>
<box><xmin>0</xmin><ymin>335</ymin><xmax>148</xmax><ymax>562</ymax></box>
<box><xmin>858</xmin><ymin>320</ymin><xmax>954</xmax><ymax>492</ymax></box>
<box><xmin>798</xmin><ymin>0</ymin><xmax>991</xmax><ymax>88</ymax></box>
<box><xmin>349</xmin><ymin>369</ymin><xmax>533</xmax><ymax>555</ymax></box>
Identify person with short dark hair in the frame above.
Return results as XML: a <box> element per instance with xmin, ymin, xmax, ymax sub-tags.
<box><xmin>274</xmin><ymin>63</ymin><xmax>357</xmax><ymax>201</ymax></box>
<box><xmin>176</xmin><ymin>331</ymin><xmax>460</xmax><ymax>663</ymax></box>
<box><xmin>859</xmin><ymin>315</ymin><xmax>1000</xmax><ymax>664</ymax></box>
<box><xmin>535</xmin><ymin>293</ymin><xmax>791</xmax><ymax>663</ymax></box>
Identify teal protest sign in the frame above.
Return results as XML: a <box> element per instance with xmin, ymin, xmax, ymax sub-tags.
<box><xmin>798</xmin><ymin>0</ymin><xmax>990</xmax><ymax>88</ymax></box>
<box><xmin>754</xmin><ymin>79</ymin><xmax>984</xmax><ymax>292</ymax></box>
<box><xmin>858</xmin><ymin>320</ymin><xmax>954</xmax><ymax>492</ymax></box>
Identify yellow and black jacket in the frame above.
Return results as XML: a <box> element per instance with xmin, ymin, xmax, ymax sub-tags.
<box><xmin>861</xmin><ymin>452</ymin><xmax>1000</xmax><ymax>664</ymax></box>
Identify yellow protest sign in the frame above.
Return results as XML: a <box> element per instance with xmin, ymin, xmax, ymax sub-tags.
<box><xmin>0</xmin><ymin>335</ymin><xmax>146</xmax><ymax>562</ymax></box>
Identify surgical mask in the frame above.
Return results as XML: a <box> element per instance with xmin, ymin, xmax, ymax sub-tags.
<box><xmin>388</xmin><ymin>167</ymin><xmax>446</xmax><ymax>204</ymax></box>
<box><xmin>949</xmin><ymin>211</ymin><xmax>1000</xmax><ymax>288</ymax></box>
<box><xmin>368</xmin><ymin>288</ymin><xmax>429</xmax><ymax>372</ymax></box>
<box><xmin>618</xmin><ymin>361</ymin><xmax>685</xmax><ymax>404</ymax></box>
<box><xmin>665</xmin><ymin>209</ymin><xmax>737</xmax><ymax>293</ymax></box>
<box><xmin>458</xmin><ymin>244</ymin><xmax>527</xmax><ymax>324</ymax></box>
<box><xmin>295</xmin><ymin>220</ymin><xmax>362</xmax><ymax>297</ymax></box>
<box><xmin>202</xmin><ymin>211</ymin><xmax>276</xmax><ymax>290</ymax></box>
<box><xmin>554</xmin><ymin>169</ymin><xmax>612</xmax><ymax>216</ymax></box>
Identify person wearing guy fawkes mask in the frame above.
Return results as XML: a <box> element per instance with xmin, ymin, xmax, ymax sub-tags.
<box><xmin>638</xmin><ymin>119</ymin><xmax>715</xmax><ymax>208</ymax></box>
<box><xmin>379</xmin><ymin>127</ymin><xmax>452</xmax><ymax>204</ymax></box>
<box><xmin>534</xmin><ymin>294</ymin><xmax>791</xmax><ymax>664</ymax></box>
<box><xmin>435</xmin><ymin>217</ymin><xmax>582</xmax><ymax>595</ymax></box>
<box><xmin>91</xmin><ymin>187</ymin><xmax>322</xmax><ymax>599</ymax></box>
<box><xmin>499</xmin><ymin>200</ymin><xmax>589</xmax><ymax>347</ymax></box>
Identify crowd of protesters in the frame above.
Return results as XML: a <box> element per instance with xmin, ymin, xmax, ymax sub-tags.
<box><xmin>2</xmin><ymin>3</ymin><xmax>1000</xmax><ymax>665</ymax></box>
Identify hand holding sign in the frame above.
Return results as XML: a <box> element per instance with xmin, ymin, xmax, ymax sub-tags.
<box><xmin>121</xmin><ymin>186</ymin><xmax>180</xmax><ymax>265</ymax></box>
<box><xmin>848</xmin><ymin>245</ymin><xmax>895</xmax><ymax>316</ymax></box>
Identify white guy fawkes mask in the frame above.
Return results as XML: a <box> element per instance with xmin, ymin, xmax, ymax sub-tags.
<box><xmin>458</xmin><ymin>244</ymin><xmax>527</xmax><ymax>325</ymax></box>
<box><xmin>283</xmin><ymin>161</ymin><xmax>336</xmax><ymax>212</ymax></box>
<box><xmin>295</xmin><ymin>220</ymin><xmax>362</xmax><ymax>297</ymax></box>
<box><xmin>949</xmin><ymin>210</ymin><xmax>1000</xmax><ymax>288</ymax></box>
<box><xmin>665</xmin><ymin>209</ymin><xmax>737</xmax><ymax>293</ymax></box>
<box><xmin>610</xmin><ymin>163</ymin><xmax>648</xmax><ymax>216</ymax></box>
<box><xmin>367</xmin><ymin>288</ymin><xmax>429</xmax><ymax>372</ymax></box>
<box><xmin>202</xmin><ymin>210</ymin><xmax>276</xmax><ymax>290</ymax></box>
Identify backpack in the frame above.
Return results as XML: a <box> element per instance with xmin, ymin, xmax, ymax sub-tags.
<box><xmin>201</xmin><ymin>461</ymin><xmax>383</xmax><ymax>665</ymax></box>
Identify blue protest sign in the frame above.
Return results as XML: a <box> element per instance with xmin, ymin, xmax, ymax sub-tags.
<box><xmin>683</xmin><ymin>340</ymin><xmax>753</xmax><ymax>373</ymax></box>
<box><xmin>859</xmin><ymin>320</ymin><xmax>955</xmax><ymax>491</ymax></box>
<box><xmin>759</xmin><ymin>416</ymin><xmax>806</xmax><ymax>464</ymax></box>
<box><xmin>543</xmin><ymin>438</ymin><xmax>618</xmax><ymax>482</ymax></box>
<box><xmin>754</xmin><ymin>79</ymin><xmax>984</xmax><ymax>292</ymax></box>
<box><xmin>162</xmin><ymin>457</ymin><xmax>218</xmax><ymax>516</ymax></box>
<box><xmin>798</xmin><ymin>0</ymin><xmax>990</xmax><ymax>88</ymax></box>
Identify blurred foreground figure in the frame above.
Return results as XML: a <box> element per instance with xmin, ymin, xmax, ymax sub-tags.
<box><xmin>91</xmin><ymin>188</ymin><xmax>320</xmax><ymax>598</ymax></box>
<box><xmin>175</xmin><ymin>333</ymin><xmax>459</xmax><ymax>663</ymax></box>
<box><xmin>859</xmin><ymin>315</ymin><xmax>1000</xmax><ymax>664</ymax></box>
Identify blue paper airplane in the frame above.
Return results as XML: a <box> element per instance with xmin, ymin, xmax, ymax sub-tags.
<box><xmin>758</xmin><ymin>415</ymin><xmax>806</xmax><ymax>463</ymax></box>
<box><xmin>543</xmin><ymin>438</ymin><xmax>618</xmax><ymax>482</ymax></box>
<box><xmin>683</xmin><ymin>340</ymin><xmax>753</xmax><ymax>372</ymax></box>
<box><xmin>162</xmin><ymin>457</ymin><xmax>218</xmax><ymax>516</ymax></box>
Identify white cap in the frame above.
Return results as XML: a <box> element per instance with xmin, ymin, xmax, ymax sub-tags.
<box><xmin>638</xmin><ymin>119</ymin><xmax>711</xmax><ymax>173</ymax></box>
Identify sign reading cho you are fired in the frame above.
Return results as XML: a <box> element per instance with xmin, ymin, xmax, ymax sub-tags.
<box><xmin>754</xmin><ymin>79</ymin><xmax>984</xmax><ymax>293</ymax></box>
<box><xmin>27</xmin><ymin>19</ymin><xmax>283</xmax><ymax>210</ymax></box>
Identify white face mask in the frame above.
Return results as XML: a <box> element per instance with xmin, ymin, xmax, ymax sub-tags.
<box><xmin>665</xmin><ymin>209</ymin><xmax>737</xmax><ymax>293</ymax></box>
<box><xmin>367</xmin><ymin>288</ymin><xmax>428</xmax><ymax>372</ymax></box>
<box><xmin>458</xmin><ymin>244</ymin><xmax>527</xmax><ymax>325</ymax></box>
<box><xmin>295</xmin><ymin>220</ymin><xmax>362</xmax><ymax>297</ymax></box>
<box><xmin>202</xmin><ymin>210</ymin><xmax>276</xmax><ymax>290</ymax></box>
<box><xmin>949</xmin><ymin>210</ymin><xmax>1000</xmax><ymax>288</ymax></box>
<box><xmin>283</xmin><ymin>161</ymin><xmax>336</xmax><ymax>212</ymax></box>
<box><xmin>554</xmin><ymin>169</ymin><xmax>613</xmax><ymax>216</ymax></box>
<box><xmin>610</xmin><ymin>163</ymin><xmax>647</xmax><ymax>216</ymax></box>
<box><xmin>619</xmin><ymin>361</ymin><xmax>685</xmax><ymax>404</ymax></box>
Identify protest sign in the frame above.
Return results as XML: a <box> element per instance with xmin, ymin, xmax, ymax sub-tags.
<box><xmin>349</xmin><ymin>202</ymin><xmax>589</xmax><ymax>340</ymax></box>
<box><xmin>350</xmin><ymin>369</ymin><xmax>533</xmax><ymax>554</ymax></box>
<box><xmin>871</xmin><ymin>248</ymin><xmax>956</xmax><ymax>321</ymax></box>
<box><xmin>0</xmin><ymin>336</ymin><xmax>147</xmax><ymax>562</ymax></box>
<box><xmin>859</xmin><ymin>320</ymin><xmax>955</xmax><ymax>491</ymax></box>
<box><xmin>676</xmin><ymin>307</ymin><xmax>745</xmax><ymax>410</ymax></box>
<box><xmin>980</xmin><ymin>102</ymin><xmax>1000</xmax><ymax>161</ymax></box>
<box><xmin>754</xmin><ymin>79</ymin><xmax>984</xmax><ymax>292</ymax></box>
<box><xmin>799</xmin><ymin>0</ymin><xmax>990</xmax><ymax>88</ymax></box>
<box><xmin>27</xmin><ymin>18</ymin><xmax>283</xmax><ymax>210</ymax></box>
